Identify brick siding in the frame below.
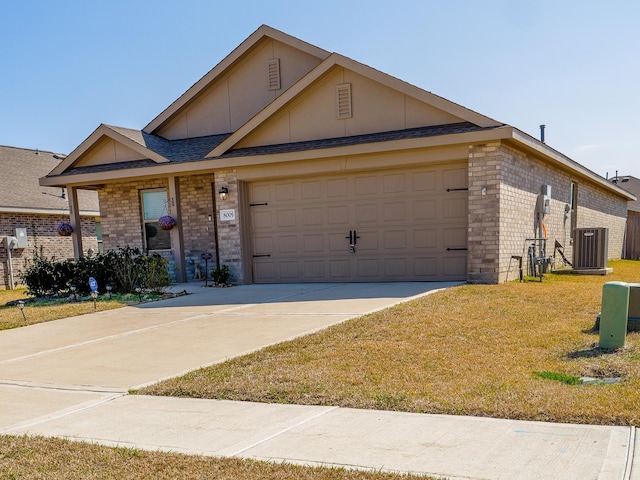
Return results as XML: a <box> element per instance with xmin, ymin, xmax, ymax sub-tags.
<box><xmin>467</xmin><ymin>142</ymin><xmax>627</xmax><ymax>283</ymax></box>
<box><xmin>0</xmin><ymin>214</ymin><xmax>98</xmax><ymax>289</ymax></box>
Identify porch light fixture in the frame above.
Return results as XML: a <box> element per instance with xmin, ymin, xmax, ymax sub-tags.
<box><xmin>218</xmin><ymin>186</ymin><xmax>229</xmax><ymax>201</ymax></box>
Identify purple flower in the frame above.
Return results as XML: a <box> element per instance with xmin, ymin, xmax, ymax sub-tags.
<box><xmin>57</xmin><ymin>222</ymin><xmax>73</xmax><ymax>236</ymax></box>
<box><xmin>158</xmin><ymin>215</ymin><xmax>177</xmax><ymax>230</ymax></box>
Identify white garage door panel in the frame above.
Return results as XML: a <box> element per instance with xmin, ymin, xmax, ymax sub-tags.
<box><xmin>248</xmin><ymin>164</ymin><xmax>467</xmax><ymax>283</ymax></box>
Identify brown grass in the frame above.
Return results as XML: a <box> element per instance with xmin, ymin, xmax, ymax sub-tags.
<box><xmin>141</xmin><ymin>260</ymin><xmax>640</xmax><ymax>426</ymax></box>
<box><xmin>0</xmin><ymin>435</ymin><xmax>433</xmax><ymax>480</ymax></box>
<box><xmin>0</xmin><ymin>288</ymin><xmax>126</xmax><ymax>331</ymax></box>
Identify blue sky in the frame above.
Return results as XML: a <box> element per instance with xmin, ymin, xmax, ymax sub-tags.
<box><xmin>2</xmin><ymin>1</ymin><xmax>639</xmax><ymax>178</ymax></box>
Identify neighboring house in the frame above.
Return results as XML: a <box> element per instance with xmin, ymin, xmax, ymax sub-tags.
<box><xmin>611</xmin><ymin>175</ymin><xmax>640</xmax><ymax>260</ymax></box>
<box><xmin>1</xmin><ymin>145</ymin><xmax>100</xmax><ymax>289</ymax></box>
<box><xmin>39</xmin><ymin>25</ymin><xmax>635</xmax><ymax>284</ymax></box>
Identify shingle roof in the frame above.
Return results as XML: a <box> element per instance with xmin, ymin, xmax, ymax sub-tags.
<box><xmin>0</xmin><ymin>145</ymin><xmax>99</xmax><ymax>214</ymax></box>
<box><xmin>611</xmin><ymin>175</ymin><xmax>640</xmax><ymax>212</ymax></box>
<box><xmin>57</xmin><ymin>132</ymin><xmax>230</xmax><ymax>177</ymax></box>
<box><xmin>55</xmin><ymin>123</ymin><xmax>494</xmax><ymax>177</ymax></box>
<box><xmin>221</xmin><ymin>122</ymin><xmax>497</xmax><ymax>158</ymax></box>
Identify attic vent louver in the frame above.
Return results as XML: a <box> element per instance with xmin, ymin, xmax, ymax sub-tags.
<box><xmin>268</xmin><ymin>59</ymin><xmax>281</xmax><ymax>90</ymax></box>
<box><xmin>336</xmin><ymin>83</ymin><xmax>352</xmax><ymax>119</ymax></box>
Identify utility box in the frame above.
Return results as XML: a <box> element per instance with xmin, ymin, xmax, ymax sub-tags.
<box><xmin>574</xmin><ymin>227</ymin><xmax>608</xmax><ymax>269</ymax></box>
<box><xmin>15</xmin><ymin>228</ymin><xmax>28</xmax><ymax>248</ymax></box>
<box><xmin>599</xmin><ymin>281</ymin><xmax>630</xmax><ymax>349</ymax></box>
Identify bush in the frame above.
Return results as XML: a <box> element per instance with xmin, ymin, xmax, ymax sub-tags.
<box><xmin>19</xmin><ymin>247</ymin><xmax>73</xmax><ymax>297</ymax></box>
<box><xmin>19</xmin><ymin>247</ymin><xmax>173</xmax><ymax>297</ymax></box>
<box><xmin>211</xmin><ymin>265</ymin><xmax>230</xmax><ymax>285</ymax></box>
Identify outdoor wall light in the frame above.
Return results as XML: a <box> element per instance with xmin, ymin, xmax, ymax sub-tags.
<box><xmin>218</xmin><ymin>186</ymin><xmax>229</xmax><ymax>201</ymax></box>
<box><xmin>17</xmin><ymin>300</ymin><xmax>26</xmax><ymax>321</ymax></box>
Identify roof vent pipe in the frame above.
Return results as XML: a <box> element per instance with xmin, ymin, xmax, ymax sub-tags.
<box><xmin>540</xmin><ymin>125</ymin><xmax>546</xmax><ymax>143</ymax></box>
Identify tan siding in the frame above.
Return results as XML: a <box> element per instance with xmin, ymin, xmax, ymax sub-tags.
<box><xmin>237</xmin><ymin>66</ymin><xmax>466</xmax><ymax>149</ymax></box>
<box><xmin>158</xmin><ymin>38</ymin><xmax>324</xmax><ymax>140</ymax></box>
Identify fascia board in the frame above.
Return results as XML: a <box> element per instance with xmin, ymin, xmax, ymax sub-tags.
<box><xmin>509</xmin><ymin>129</ymin><xmax>636</xmax><ymax>201</ymax></box>
<box><xmin>334</xmin><ymin>54</ymin><xmax>501</xmax><ymax>128</ymax></box>
<box><xmin>47</xmin><ymin>125</ymin><xmax>169</xmax><ymax>178</ymax></box>
<box><xmin>0</xmin><ymin>206</ymin><xmax>99</xmax><ymax>216</ymax></box>
<box><xmin>40</xmin><ymin>127</ymin><xmax>513</xmax><ymax>187</ymax></box>
<box><xmin>48</xmin><ymin>124</ymin><xmax>110</xmax><ymax>176</ymax></box>
<box><xmin>143</xmin><ymin>25</ymin><xmax>330</xmax><ymax>135</ymax></box>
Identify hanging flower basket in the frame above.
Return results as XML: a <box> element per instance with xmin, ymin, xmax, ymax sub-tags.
<box><xmin>158</xmin><ymin>215</ymin><xmax>177</xmax><ymax>231</ymax></box>
<box><xmin>57</xmin><ymin>222</ymin><xmax>73</xmax><ymax>236</ymax></box>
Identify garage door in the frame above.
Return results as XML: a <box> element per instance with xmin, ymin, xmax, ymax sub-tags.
<box><xmin>248</xmin><ymin>164</ymin><xmax>468</xmax><ymax>283</ymax></box>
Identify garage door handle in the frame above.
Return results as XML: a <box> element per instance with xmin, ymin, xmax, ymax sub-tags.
<box><xmin>353</xmin><ymin>230</ymin><xmax>360</xmax><ymax>245</ymax></box>
<box><xmin>252</xmin><ymin>254</ymin><xmax>271</xmax><ymax>258</ymax></box>
<box><xmin>345</xmin><ymin>231</ymin><xmax>353</xmax><ymax>243</ymax></box>
<box><xmin>446</xmin><ymin>248</ymin><xmax>468</xmax><ymax>251</ymax></box>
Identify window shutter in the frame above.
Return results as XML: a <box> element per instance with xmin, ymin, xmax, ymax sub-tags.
<box><xmin>336</xmin><ymin>83</ymin><xmax>352</xmax><ymax>119</ymax></box>
<box><xmin>268</xmin><ymin>59</ymin><xmax>281</xmax><ymax>91</ymax></box>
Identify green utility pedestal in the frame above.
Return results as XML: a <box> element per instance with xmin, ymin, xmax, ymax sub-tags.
<box><xmin>599</xmin><ymin>281</ymin><xmax>630</xmax><ymax>349</ymax></box>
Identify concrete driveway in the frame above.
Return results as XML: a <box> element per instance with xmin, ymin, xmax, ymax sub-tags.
<box><xmin>0</xmin><ymin>282</ymin><xmax>449</xmax><ymax>431</ymax></box>
<box><xmin>1</xmin><ymin>281</ymin><xmax>637</xmax><ymax>480</ymax></box>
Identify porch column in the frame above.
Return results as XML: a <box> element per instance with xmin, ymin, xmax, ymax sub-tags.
<box><xmin>168</xmin><ymin>176</ymin><xmax>186</xmax><ymax>282</ymax></box>
<box><xmin>68</xmin><ymin>186</ymin><xmax>83</xmax><ymax>259</ymax></box>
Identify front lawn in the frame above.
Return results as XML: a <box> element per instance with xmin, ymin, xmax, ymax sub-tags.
<box><xmin>0</xmin><ymin>435</ymin><xmax>432</xmax><ymax>480</ymax></box>
<box><xmin>141</xmin><ymin>260</ymin><xmax>640</xmax><ymax>426</ymax></box>
<box><xmin>0</xmin><ymin>288</ymin><xmax>127</xmax><ymax>330</ymax></box>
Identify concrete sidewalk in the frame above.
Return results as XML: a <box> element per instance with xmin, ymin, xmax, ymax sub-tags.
<box><xmin>0</xmin><ymin>282</ymin><xmax>637</xmax><ymax>479</ymax></box>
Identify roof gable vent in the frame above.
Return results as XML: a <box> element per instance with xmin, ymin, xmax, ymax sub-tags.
<box><xmin>268</xmin><ymin>59</ymin><xmax>281</xmax><ymax>91</ymax></box>
<box><xmin>336</xmin><ymin>83</ymin><xmax>352</xmax><ymax>119</ymax></box>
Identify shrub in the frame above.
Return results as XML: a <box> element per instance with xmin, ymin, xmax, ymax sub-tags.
<box><xmin>19</xmin><ymin>247</ymin><xmax>172</xmax><ymax>297</ymax></box>
<box><xmin>211</xmin><ymin>264</ymin><xmax>230</xmax><ymax>285</ymax></box>
<box><xmin>142</xmin><ymin>253</ymin><xmax>172</xmax><ymax>293</ymax></box>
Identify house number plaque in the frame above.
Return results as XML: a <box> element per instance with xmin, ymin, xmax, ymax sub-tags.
<box><xmin>220</xmin><ymin>209</ymin><xmax>236</xmax><ymax>221</ymax></box>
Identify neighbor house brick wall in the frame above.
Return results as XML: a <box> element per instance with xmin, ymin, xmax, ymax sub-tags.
<box><xmin>0</xmin><ymin>213</ymin><xmax>98</xmax><ymax>289</ymax></box>
<box><xmin>474</xmin><ymin>142</ymin><xmax>628</xmax><ymax>283</ymax></box>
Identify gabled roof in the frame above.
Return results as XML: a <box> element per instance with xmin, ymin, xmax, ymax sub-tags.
<box><xmin>38</xmin><ymin>25</ymin><xmax>635</xmax><ymax>204</ymax></box>
<box><xmin>143</xmin><ymin>25</ymin><xmax>331</xmax><ymax>135</ymax></box>
<box><xmin>49</xmin><ymin>124</ymin><xmax>171</xmax><ymax>176</ymax></box>
<box><xmin>205</xmin><ymin>52</ymin><xmax>501</xmax><ymax>158</ymax></box>
<box><xmin>0</xmin><ymin>145</ymin><xmax>99</xmax><ymax>215</ymax></box>
<box><xmin>611</xmin><ymin>175</ymin><xmax>640</xmax><ymax>211</ymax></box>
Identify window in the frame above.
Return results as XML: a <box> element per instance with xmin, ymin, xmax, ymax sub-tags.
<box><xmin>141</xmin><ymin>189</ymin><xmax>171</xmax><ymax>250</ymax></box>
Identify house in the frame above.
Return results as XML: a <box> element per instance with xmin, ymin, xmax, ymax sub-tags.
<box><xmin>611</xmin><ymin>175</ymin><xmax>640</xmax><ymax>260</ymax></box>
<box><xmin>39</xmin><ymin>25</ymin><xmax>635</xmax><ymax>284</ymax></box>
<box><xmin>1</xmin><ymin>145</ymin><xmax>100</xmax><ymax>289</ymax></box>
